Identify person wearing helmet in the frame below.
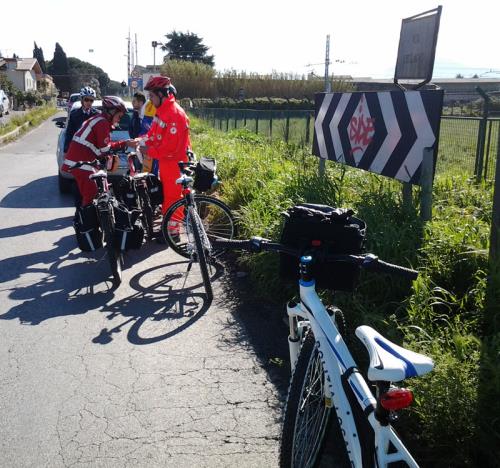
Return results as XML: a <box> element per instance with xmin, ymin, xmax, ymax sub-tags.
<box><xmin>62</xmin><ymin>96</ymin><xmax>137</xmax><ymax>206</ymax></box>
<box><xmin>140</xmin><ymin>76</ymin><xmax>191</xmax><ymax>216</ymax></box>
<box><xmin>63</xmin><ymin>86</ymin><xmax>99</xmax><ymax>153</ymax></box>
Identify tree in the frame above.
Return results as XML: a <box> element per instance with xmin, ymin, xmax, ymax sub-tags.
<box><xmin>33</xmin><ymin>42</ymin><xmax>47</xmax><ymax>73</ymax></box>
<box><xmin>161</xmin><ymin>31</ymin><xmax>214</xmax><ymax>67</ymax></box>
<box><xmin>49</xmin><ymin>43</ymin><xmax>72</xmax><ymax>93</ymax></box>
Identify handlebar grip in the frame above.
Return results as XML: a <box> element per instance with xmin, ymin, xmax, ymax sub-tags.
<box><xmin>364</xmin><ymin>258</ymin><xmax>418</xmax><ymax>280</ymax></box>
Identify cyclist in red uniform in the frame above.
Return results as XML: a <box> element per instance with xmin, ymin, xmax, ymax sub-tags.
<box><xmin>62</xmin><ymin>96</ymin><xmax>137</xmax><ymax>206</ymax></box>
<box><xmin>139</xmin><ymin>76</ymin><xmax>191</xmax><ymax>214</ymax></box>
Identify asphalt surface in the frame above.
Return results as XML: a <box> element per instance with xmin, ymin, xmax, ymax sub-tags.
<box><xmin>0</xmin><ymin>113</ymin><xmax>290</xmax><ymax>467</ymax></box>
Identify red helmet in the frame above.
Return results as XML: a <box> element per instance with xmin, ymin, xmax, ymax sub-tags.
<box><xmin>102</xmin><ymin>96</ymin><xmax>127</xmax><ymax>114</ymax></box>
<box><xmin>144</xmin><ymin>76</ymin><xmax>172</xmax><ymax>91</ymax></box>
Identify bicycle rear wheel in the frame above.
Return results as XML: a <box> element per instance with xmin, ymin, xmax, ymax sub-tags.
<box><xmin>161</xmin><ymin>195</ymin><xmax>235</xmax><ymax>259</ymax></box>
<box><xmin>280</xmin><ymin>330</ymin><xmax>350</xmax><ymax>468</ymax></box>
<box><xmin>100</xmin><ymin>208</ymin><xmax>122</xmax><ymax>288</ymax></box>
<box><xmin>188</xmin><ymin>205</ymin><xmax>213</xmax><ymax>301</ymax></box>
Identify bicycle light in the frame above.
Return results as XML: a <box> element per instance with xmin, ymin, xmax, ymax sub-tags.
<box><xmin>380</xmin><ymin>388</ymin><xmax>414</xmax><ymax>410</ymax></box>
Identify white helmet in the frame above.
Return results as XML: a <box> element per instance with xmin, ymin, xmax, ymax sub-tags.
<box><xmin>80</xmin><ymin>86</ymin><xmax>96</xmax><ymax>99</ymax></box>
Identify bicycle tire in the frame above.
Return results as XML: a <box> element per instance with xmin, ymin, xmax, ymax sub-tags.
<box><xmin>161</xmin><ymin>195</ymin><xmax>235</xmax><ymax>259</ymax></box>
<box><xmin>280</xmin><ymin>330</ymin><xmax>350</xmax><ymax>468</ymax></box>
<box><xmin>100</xmin><ymin>207</ymin><xmax>122</xmax><ymax>288</ymax></box>
<box><xmin>140</xmin><ymin>190</ymin><xmax>154</xmax><ymax>240</ymax></box>
<box><xmin>188</xmin><ymin>205</ymin><xmax>213</xmax><ymax>301</ymax></box>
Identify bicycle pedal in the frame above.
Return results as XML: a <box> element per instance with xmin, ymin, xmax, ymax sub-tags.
<box><xmin>324</xmin><ymin>397</ymin><xmax>333</xmax><ymax>408</ymax></box>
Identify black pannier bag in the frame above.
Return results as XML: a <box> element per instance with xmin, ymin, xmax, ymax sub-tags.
<box><xmin>145</xmin><ymin>173</ymin><xmax>164</xmax><ymax>207</ymax></box>
<box><xmin>73</xmin><ymin>204</ymin><xmax>103</xmax><ymax>252</ymax></box>
<box><xmin>113</xmin><ymin>203</ymin><xmax>144</xmax><ymax>251</ymax></box>
<box><xmin>115</xmin><ymin>176</ymin><xmax>138</xmax><ymax>210</ymax></box>
<box><xmin>279</xmin><ymin>204</ymin><xmax>366</xmax><ymax>291</ymax></box>
<box><xmin>193</xmin><ymin>157</ymin><xmax>216</xmax><ymax>192</ymax></box>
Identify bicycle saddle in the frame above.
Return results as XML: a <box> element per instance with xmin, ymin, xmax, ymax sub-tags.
<box><xmin>89</xmin><ymin>170</ymin><xmax>107</xmax><ymax>180</ymax></box>
<box><xmin>355</xmin><ymin>326</ymin><xmax>434</xmax><ymax>382</ymax></box>
<box><xmin>132</xmin><ymin>172</ymin><xmax>149</xmax><ymax>180</ymax></box>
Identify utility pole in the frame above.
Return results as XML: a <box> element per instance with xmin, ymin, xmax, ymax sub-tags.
<box><xmin>135</xmin><ymin>34</ymin><xmax>138</xmax><ymax>67</ymax></box>
<box><xmin>319</xmin><ymin>34</ymin><xmax>331</xmax><ymax>178</ymax></box>
<box><xmin>127</xmin><ymin>30</ymin><xmax>131</xmax><ymax>96</ymax></box>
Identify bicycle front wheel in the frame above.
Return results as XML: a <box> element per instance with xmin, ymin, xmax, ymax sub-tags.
<box><xmin>280</xmin><ymin>330</ymin><xmax>348</xmax><ymax>468</ymax></box>
<box><xmin>100</xmin><ymin>208</ymin><xmax>122</xmax><ymax>288</ymax></box>
<box><xmin>188</xmin><ymin>205</ymin><xmax>213</xmax><ymax>301</ymax></box>
<box><xmin>161</xmin><ymin>195</ymin><xmax>235</xmax><ymax>259</ymax></box>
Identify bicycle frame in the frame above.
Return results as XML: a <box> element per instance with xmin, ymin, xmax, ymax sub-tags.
<box><xmin>287</xmin><ymin>279</ymin><xmax>421</xmax><ymax>468</ymax></box>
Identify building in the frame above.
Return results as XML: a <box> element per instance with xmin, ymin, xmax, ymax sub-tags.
<box><xmin>0</xmin><ymin>58</ymin><xmax>44</xmax><ymax>92</ymax></box>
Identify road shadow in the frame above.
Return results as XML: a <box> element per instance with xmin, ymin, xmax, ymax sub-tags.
<box><xmin>0</xmin><ymin>234</ymin><xmax>115</xmax><ymax>325</ymax></box>
<box><xmin>0</xmin><ymin>216</ymin><xmax>72</xmax><ymax>239</ymax></box>
<box><xmin>95</xmin><ymin>260</ymin><xmax>224</xmax><ymax>345</ymax></box>
<box><xmin>0</xmin><ymin>175</ymin><xmax>73</xmax><ymax>209</ymax></box>
<box><xmin>214</xmin><ymin>261</ymin><xmax>291</xmax><ymax>402</ymax></box>
<box><xmin>52</xmin><ymin>116</ymin><xmax>65</xmax><ymax>123</ymax></box>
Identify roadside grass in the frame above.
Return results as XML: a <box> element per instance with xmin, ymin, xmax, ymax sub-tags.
<box><xmin>191</xmin><ymin>116</ymin><xmax>499</xmax><ymax>466</ymax></box>
<box><xmin>0</xmin><ymin>105</ymin><xmax>58</xmax><ymax>139</ymax></box>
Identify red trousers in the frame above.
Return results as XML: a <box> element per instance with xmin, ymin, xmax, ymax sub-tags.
<box><xmin>159</xmin><ymin>158</ymin><xmax>184</xmax><ymax>214</ymax></box>
<box><xmin>73</xmin><ymin>168</ymin><xmax>100</xmax><ymax>206</ymax></box>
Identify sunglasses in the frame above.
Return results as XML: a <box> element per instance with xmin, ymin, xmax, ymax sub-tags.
<box><xmin>83</xmin><ymin>98</ymin><xmax>94</xmax><ymax>103</ymax></box>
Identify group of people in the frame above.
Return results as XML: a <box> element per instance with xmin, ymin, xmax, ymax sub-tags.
<box><xmin>62</xmin><ymin>76</ymin><xmax>191</xmax><ymax>225</ymax></box>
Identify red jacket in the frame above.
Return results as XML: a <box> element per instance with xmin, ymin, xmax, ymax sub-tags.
<box><xmin>62</xmin><ymin>114</ymin><xmax>126</xmax><ymax>170</ymax></box>
<box><xmin>144</xmin><ymin>95</ymin><xmax>191</xmax><ymax>162</ymax></box>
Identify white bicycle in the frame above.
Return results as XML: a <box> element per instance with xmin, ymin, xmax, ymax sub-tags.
<box><xmin>212</xmin><ymin>236</ymin><xmax>434</xmax><ymax>468</ymax></box>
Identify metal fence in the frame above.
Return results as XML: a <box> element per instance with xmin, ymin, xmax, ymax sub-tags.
<box><xmin>190</xmin><ymin>107</ymin><xmax>499</xmax><ymax>181</ymax></box>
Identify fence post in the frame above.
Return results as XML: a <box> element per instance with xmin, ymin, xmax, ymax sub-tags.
<box><xmin>489</xmin><ymin>122</ymin><xmax>500</xmax><ymax>264</ymax></box>
<box><xmin>402</xmin><ymin>183</ymin><xmax>413</xmax><ymax>212</ymax></box>
<box><xmin>305</xmin><ymin>112</ymin><xmax>311</xmax><ymax>145</ymax></box>
<box><xmin>420</xmin><ymin>147</ymin><xmax>434</xmax><ymax>221</ymax></box>
<box><xmin>255</xmin><ymin>114</ymin><xmax>259</xmax><ymax>134</ymax></box>
<box><xmin>475</xmin><ymin>87</ymin><xmax>491</xmax><ymax>182</ymax></box>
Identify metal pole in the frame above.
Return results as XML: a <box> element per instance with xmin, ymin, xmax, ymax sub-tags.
<box><xmin>319</xmin><ymin>34</ymin><xmax>331</xmax><ymax>178</ymax></box>
<box><xmin>420</xmin><ymin>147</ymin><xmax>434</xmax><ymax>221</ymax></box>
<box><xmin>489</xmin><ymin>123</ymin><xmax>500</xmax><ymax>263</ymax></box>
<box><xmin>475</xmin><ymin>87</ymin><xmax>491</xmax><ymax>181</ymax></box>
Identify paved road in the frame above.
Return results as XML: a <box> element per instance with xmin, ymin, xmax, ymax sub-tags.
<box><xmin>0</xmin><ymin>113</ymin><xmax>290</xmax><ymax>467</ymax></box>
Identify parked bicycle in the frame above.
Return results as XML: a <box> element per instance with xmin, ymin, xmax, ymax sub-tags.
<box><xmin>115</xmin><ymin>151</ymin><xmax>162</xmax><ymax>241</ymax></box>
<box><xmin>160</xmin><ymin>151</ymin><xmax>236</xmax><ymax>301</ymax></box>
<box><xmin>69</xmin><ymin>158</ymin><xmax>123</xmax><ymax>287</ymax></box>
<box><xmin>212</xmin><ymin>229</ymin><xmax>434</xmax><ymax>467</ymax></box>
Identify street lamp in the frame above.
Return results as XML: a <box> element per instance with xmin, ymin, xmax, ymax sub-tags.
<box><xmin>152</xmin><ymin>41</ymin><xmax>165</xmax><ymax>72</ymax></box>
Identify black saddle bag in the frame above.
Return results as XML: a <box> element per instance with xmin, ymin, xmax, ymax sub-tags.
<box><xmin>145</xmin><ymin>173</ymin><xmax>164</xmax><ymax>207</ymax></box>
<box><xmin>73</xmin><ymin>204</ymin><xmax>103</xmax><ymax>252</ymax></box>
<box><xmin>279</xmin><ymin>204</ymin><xmax>366</xmax><ymax>291</ymax></box>
<box><xmin>113</xmin><ymin>203</ymin><xmax>144</xmax><ymax>251</ymax></box>
<box><xmin>193</xmin><ymin>157</ymin><xmax>217</xmax><ymax>192</ymax></box>
<box><xmin>116</xmin><ymin>176</ymin><xmax>139</xmax><ymax>210</ymax></box>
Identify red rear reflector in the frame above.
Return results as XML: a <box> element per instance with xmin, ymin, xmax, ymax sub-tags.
<box><xmin>380</xmin><ymin>388</ymin><xmax>413</xmax><ymax>410</ymax></box>
<box><xmin>311</xmin><ymin>240</ymin><xmax>322</xmax><ymax>247</ymax></box>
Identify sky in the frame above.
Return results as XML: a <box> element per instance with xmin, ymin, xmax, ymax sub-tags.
<box><xmin>2</xmin><ymin>0</ymin><xmax>500</xmax><ymax>82</ymax></box>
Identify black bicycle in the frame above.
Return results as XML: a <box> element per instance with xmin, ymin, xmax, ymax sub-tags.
<box><xmin>69</xmin><ymin>159</ymin><xmax>123</xmax><ymax>287</ymax></box>
<box><xmin>120</xmin><ymin>152</ymin><xmax>159</xmax><ymax>241</ymax></box>
<box><xmin>160</xmin><ymin>151</ymin><xmax>236</xmax><ymax>300</ymax></box>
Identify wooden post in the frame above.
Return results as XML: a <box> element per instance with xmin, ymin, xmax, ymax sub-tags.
<box><xmin>420</xmin><ymin>147</ymin><xmax>434</xmax><ymax>221</ymax></box>
<box><xmin>285</xmin><ymin>115</ymin><xmax>290</xmax><ymax>143</ymax></box>
<box><xmin>255</xmin><ymin>115</ymin><xmax>259</xmax><ymax>134</ymax></box>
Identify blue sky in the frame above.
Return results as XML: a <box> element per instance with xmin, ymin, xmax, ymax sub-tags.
<box><xmin>2</xmin><ymin>0</ymin><xmax>500</xmax><ymax>81</ymax></box>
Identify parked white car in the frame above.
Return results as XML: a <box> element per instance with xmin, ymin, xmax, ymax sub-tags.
<box><xmin>0</xmin><ymin>89</ymin><xmax>10</xmax><ymax>117</ymax></box>
<box><xmin>66</xmin><ymin>93</ymin><xmax>81</xmax><ymax>113</ymax></box>
<box><xmin>55</xmin><ymin>99</ymin><xmax>134</xmax><ymax>193</ymax></box>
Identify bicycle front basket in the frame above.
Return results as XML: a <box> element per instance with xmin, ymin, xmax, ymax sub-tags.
<box><xmin>279</xmin><ymin>204</ymin><xmax>366</xmax><ymax>291</ymax></box>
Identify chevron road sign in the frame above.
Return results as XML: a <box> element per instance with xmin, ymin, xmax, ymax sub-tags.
<box><xmin>312</xmin><ymin>90</ymin><xmax>444</xmax><ymax>185</ymax></box>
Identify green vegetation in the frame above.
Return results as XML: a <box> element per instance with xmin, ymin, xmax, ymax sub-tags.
<box><xmin>191</xmin><ymin>117</ymin><xmax>500</xmax><ymax>467</ymax></box>
<box><xmin>161</xmin><ymin>60</ymin><xmax>352</xmax><ymax>99</ymax></box>
<box><xmin>0</xmin><ymin>106</ymin><xmax>57</xmax><ymax>138</ymax></box>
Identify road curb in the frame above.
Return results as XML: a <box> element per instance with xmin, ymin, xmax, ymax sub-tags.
<box><xmin>0</xmin><ymin>122</ymin><xmax>31</xmax><ymax>145</ymax></box>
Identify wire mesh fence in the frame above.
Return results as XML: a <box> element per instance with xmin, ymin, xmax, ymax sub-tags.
<box><xmin>190</xmin><ymin>107</ymin><xmax>499</xmax><ymax>181</ymax></box>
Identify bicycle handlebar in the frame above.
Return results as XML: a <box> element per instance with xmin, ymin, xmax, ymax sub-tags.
<box><xmin>67</xmin><ymin>159</ymin><xmax>102</xmax><ymax>171</ymax></box>
<box><xmin>211</xmin><ymin>237</ymin><xmax>418</xmax><ymax>280</ymax></box>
